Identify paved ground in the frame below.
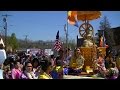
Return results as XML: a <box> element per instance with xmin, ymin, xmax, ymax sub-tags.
<box><xmin>63</xmin><ymin>75</ymin><xmax>105</xmax><ymax>79</ymax></box>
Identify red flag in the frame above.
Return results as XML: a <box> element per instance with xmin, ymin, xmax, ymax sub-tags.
<box><xmin>99</xmin><ymin>36</ymin><xmax>103</xmax><ymax>47</ymax></box>
<box><xmin>105</xmin><ymin>44</ymin><xmax>109</xmax><ymax>48</ymax></box>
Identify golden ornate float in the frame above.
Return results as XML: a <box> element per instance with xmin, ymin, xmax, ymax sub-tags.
<box><xmin>68</xmin><ymin>11</ymin><xmax>106</xmax><ymax>72</ymax></box>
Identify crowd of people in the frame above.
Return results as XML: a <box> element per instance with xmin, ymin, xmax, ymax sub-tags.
<box><xmin>2</xmin><ymin>51</ymin><xmax>63</xmax><ymax>79</ymax></box>
<box><xmin>0</xmin><ymin>43</ymin><xmax>120</xmax><ymax>79</ymax></box>
<box><xmin>93</xmin><ymin>50</ymin><xmax>119</xmax><ymax>79</ymax></box>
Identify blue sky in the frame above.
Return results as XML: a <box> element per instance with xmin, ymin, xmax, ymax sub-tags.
<box><xmin>0</xmin><ymin>11</ymin><xmax>120</xmax><ymax>42</ymax></box>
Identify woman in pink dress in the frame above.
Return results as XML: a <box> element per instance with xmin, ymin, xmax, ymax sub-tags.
<box><xmin>11</xmin><ymin>61</ymin><xmax>22</xmax><ymax>79</ymax></box>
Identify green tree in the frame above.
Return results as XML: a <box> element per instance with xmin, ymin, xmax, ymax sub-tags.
<box><xmin>9</xmin><ymin>33</ymin><xmax>19</xmax><ymax>51</ymax></box>
<box><xmin>99</xmin><ymin>16</ymin><xmax>111</xmax><ymax>30</ymax></box>
<box><xmin>98</xmin><ymin>16</ymin><xmax>115</xmax><ymax>48</ymax></box>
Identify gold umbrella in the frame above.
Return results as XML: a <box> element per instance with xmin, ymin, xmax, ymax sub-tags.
<box><xmin>68</xmin><ymin>11</ymin><xmax>101</xmax><ymax>22</ymax></box>
<box><xmin>68</xmin><ymin>11</ymin><xmax>102</xmax><ymax>39</ymax></box>
<box><xmin>77</xmin><ymin>11</ymin><xmax>101</xmax><ymax>21</ymax></box>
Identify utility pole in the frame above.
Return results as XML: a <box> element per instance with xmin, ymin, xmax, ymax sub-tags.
<box><xmin>24</xmin><ymin>35</ymin><xmax>28</xmax><ymax>49</ymax></box>
<box><xmin>2</xmin><ymin>14</ymin><xmax>12</xmax><ymax>51</ymax></box>
<box><xmin>64</xmin><ymin>24</ymin><xmax>68</xmax><ymax>47</ymax></box>
<box><xmin>66</xmin><ymin>11</ymin><xmax>69</xmax><ymax>57</ymax></box>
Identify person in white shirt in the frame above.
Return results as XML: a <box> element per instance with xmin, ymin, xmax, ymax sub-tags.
<box><xmin>0</xmin><ymin>44</ymin><xmax>6</xmax><ymax>68</ymax></box>
<box><xmin>0</xmin><ymin>42</ymin><xmax>7</xmax><ymax>79</ymax></box>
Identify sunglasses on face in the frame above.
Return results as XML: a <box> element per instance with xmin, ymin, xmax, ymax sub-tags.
<box><xmin>27</xmin><ymin>66</ymin><xmax>32</xmax><ymax>67</ymax></box>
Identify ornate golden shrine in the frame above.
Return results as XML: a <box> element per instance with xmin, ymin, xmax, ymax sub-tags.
<box><xmin>68</xmin><ymin>11</ymin><xmax>106</xmax><ymax>73</ymax></box>
<box><xmin>80</xmin><ymin>47</ymin><xmax>106</xmax><ymax>71</ymax></box>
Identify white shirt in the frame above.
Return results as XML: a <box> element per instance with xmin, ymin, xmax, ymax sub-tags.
<box><xmin>0</xmin><ymin>69</ymin><xmax>3</xmax><ymax>79</ymax></box>
<box><xmin>0</xmin><ymin>49</ymin><xmax>6</xmax><ymax>64</ymax></box>
<box><xmin>24</xmin><ymin>71</ymin><xmax>36</xmax><ymax>79</ymax></box>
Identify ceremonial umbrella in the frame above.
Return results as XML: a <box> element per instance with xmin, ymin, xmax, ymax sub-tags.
<box><xmin>68</xmin><ymin>11</ymin><xmax>101</xmax><ymax>21</ymax></box>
